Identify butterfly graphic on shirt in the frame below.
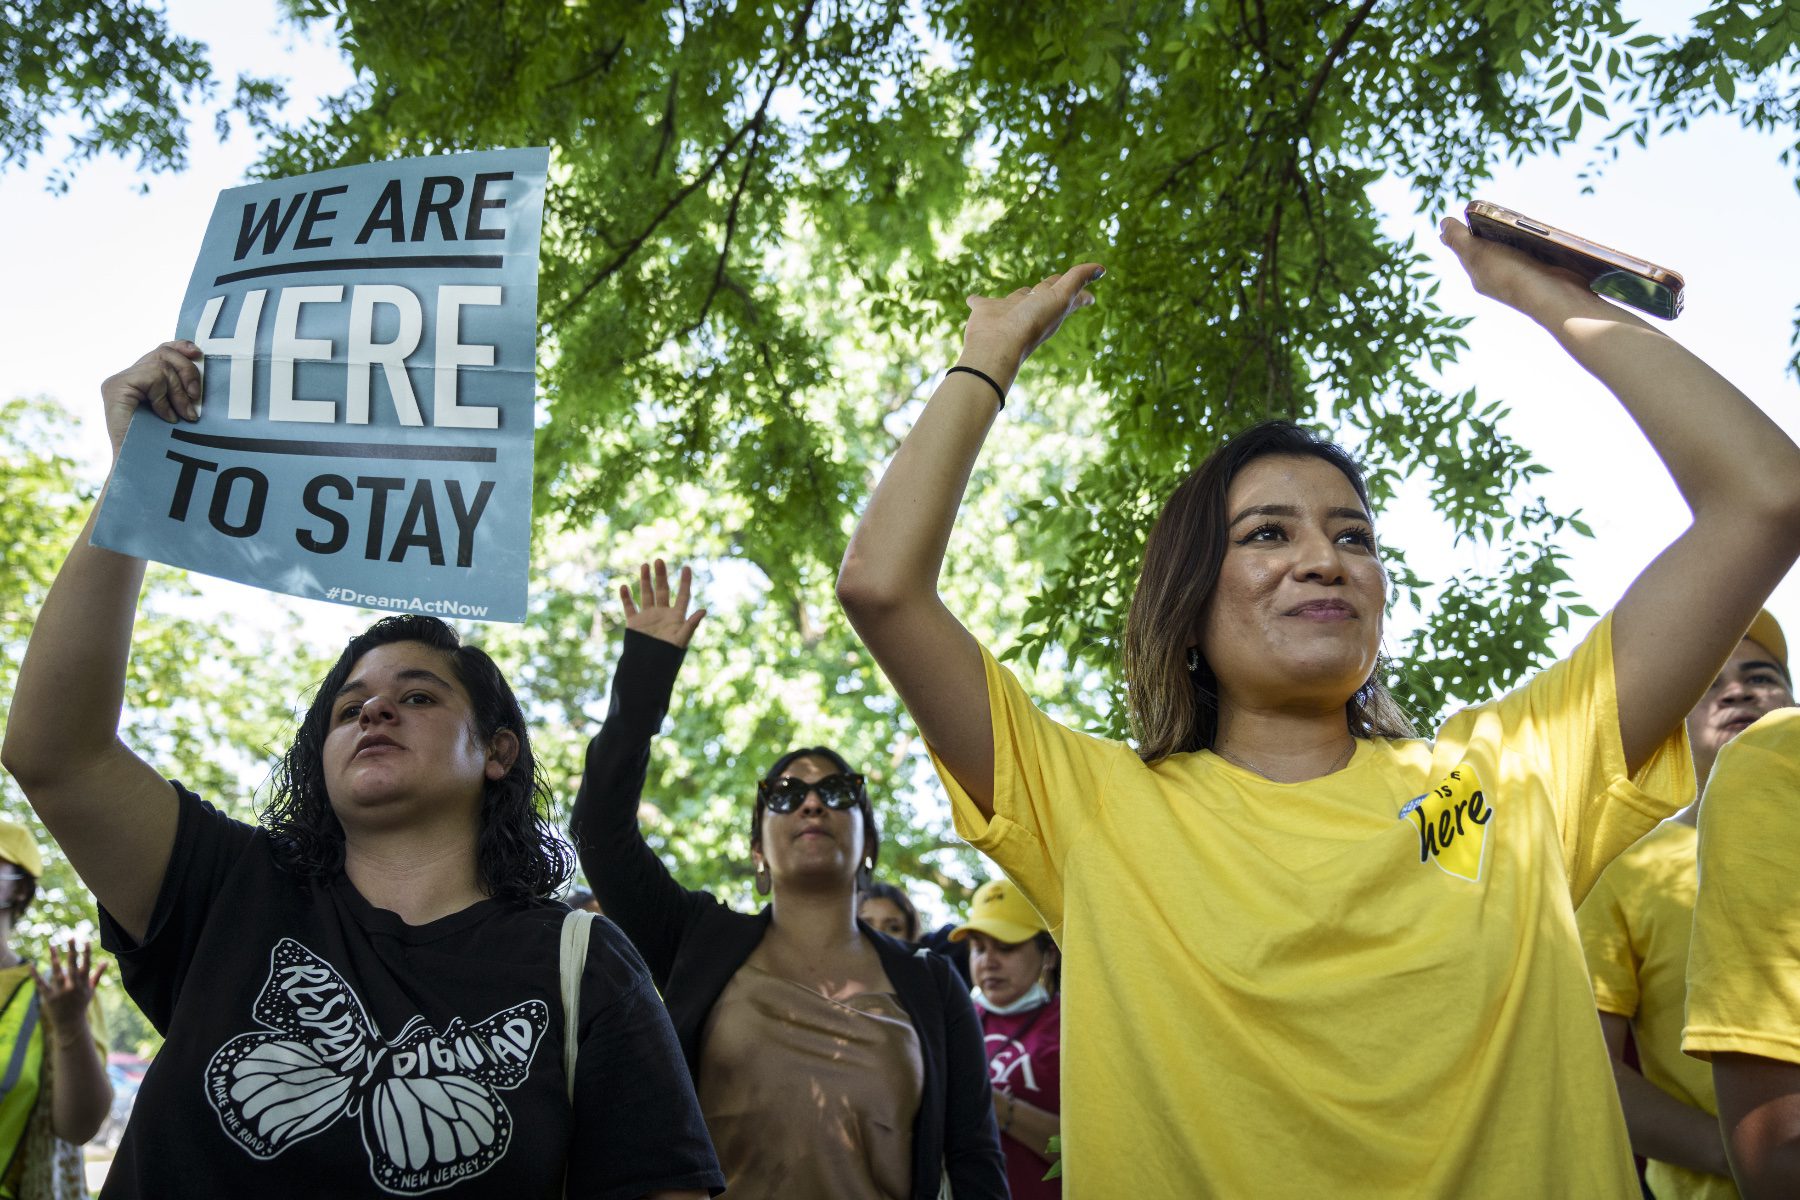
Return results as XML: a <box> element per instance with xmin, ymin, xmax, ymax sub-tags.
<box><xmin>205</xmin><ymin>937</ymin><xmax>548</xmax><ymax>1195</ymax></box>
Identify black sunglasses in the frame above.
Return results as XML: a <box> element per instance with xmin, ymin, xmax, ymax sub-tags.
<box><xmin>758</xmin><ymin>772</ymin><xmax>866</xmax><ymax>813</ymax></box>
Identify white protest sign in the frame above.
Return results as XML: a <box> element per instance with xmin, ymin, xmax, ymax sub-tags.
<box><xmin>94</xmin><ymin>147</ymin><xmax>549</xmax><ymax>622</ymax></box>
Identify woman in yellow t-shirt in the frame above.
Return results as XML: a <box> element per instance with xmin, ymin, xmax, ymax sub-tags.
<box><xmin>836</xmin><ymin>220</ymin><xmax>1800</xmax><ymax>1197</ymax></box>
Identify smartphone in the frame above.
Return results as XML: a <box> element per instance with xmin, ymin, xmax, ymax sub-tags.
<box><xmin>1464</xmin><ymin>201</ymin><xmax>1685</xmax><ymax>320</ymax></box>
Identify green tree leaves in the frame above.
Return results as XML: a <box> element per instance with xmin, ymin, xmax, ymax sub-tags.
<box><xmin>0</xmin><ymin>398</ymin><xmax>328</xmax><ymax>1049</ymax></box>
<box><xmin>1608</xmin><ymin>1</ymin><xmax>1800</xmax><ymax>369</ymax></box>
<box><xmin>0</xmin><ymin>1</ymin><xmax>238</xmax><ymax>190</ymax></box>
<box><xmin>217</xmin><ymin>0</ymin><xmax>1711</xmax><ymax>875</ymax></box>
<box><xmin>9</xmin><ymin>0</ymin><xmax>1794</xmax><ymax>912</ymax></box>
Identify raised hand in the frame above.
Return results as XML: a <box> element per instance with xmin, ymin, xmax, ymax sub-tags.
<box><xmin>101</xmin><ymin>341</ymin><xmax>204</xmax><ymax>457</ymax></box>
<box><xmin>34</xmin><ymin>939</ymin><xmax>106</xmax><ymax>1039</ymax></box>
<box><xmin>1438</xmin><ymin>217</ymin><xmax>1595</xmax><ymax>318</ymax></box>
<box><xmin>619</xmin><ymin>559</ymin><xmax>707</xmax><ymax>649</ymax></box>
<box><xmin>957</xmin><ymin>262</ymin><xmax>1106</xmax><ymax>391</ymax></box>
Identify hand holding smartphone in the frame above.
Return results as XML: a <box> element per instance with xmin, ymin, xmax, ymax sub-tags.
<box><xmin>1464</xmin><ymin>201</ymin><xmax>1685</xmax><ymax>319</ymax></box>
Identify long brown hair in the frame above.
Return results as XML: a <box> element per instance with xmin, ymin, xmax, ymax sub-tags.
<box><xmin>1123</xmin><ymin>421</ymin><xmax>1416</xmax><ymax>763</ymax></box>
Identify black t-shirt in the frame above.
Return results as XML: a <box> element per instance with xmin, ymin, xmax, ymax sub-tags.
<box><xmin>98</xmin><ymin>784</ymin><xmax>722</xmax><ymax>1199</ymax></box>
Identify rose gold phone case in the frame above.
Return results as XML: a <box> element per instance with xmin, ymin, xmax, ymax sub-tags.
<box><xmin>1465</xmin><ymin>200</ymin><xmax>1685</xmax><ymax>319</ymax></box>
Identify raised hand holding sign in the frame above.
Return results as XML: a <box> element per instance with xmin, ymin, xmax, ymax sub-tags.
<box><xmin>94</xmin><ymin>148</ymin><xmax>549</xmax><ymax>622</ymax></box>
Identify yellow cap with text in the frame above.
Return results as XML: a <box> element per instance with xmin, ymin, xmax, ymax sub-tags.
<box><xmin>951</xmin><ymin>878</ymin><xmax>1048</xmax><ymax>945</ymax></box>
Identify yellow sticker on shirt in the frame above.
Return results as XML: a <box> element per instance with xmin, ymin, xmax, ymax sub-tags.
<box><xmin>1398</xmin><ymin>765</ymin><xmax>1492</xmax><ymax>883</ymax></box>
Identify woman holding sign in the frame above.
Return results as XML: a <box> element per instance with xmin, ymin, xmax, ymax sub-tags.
<box><xmin>834</xmin><ymin>221</ymin><xmax>1800</xmax><ymax>1198</ymax></box>
<box><xmin>1</xmin><ymin>342</ymin><xmax>723</xmax><ymax>1199</ymax></box>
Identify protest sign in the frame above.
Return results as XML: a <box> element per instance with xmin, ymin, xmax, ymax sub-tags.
<box><xmin>93</xmin><ymin>147</ymin><xmax>549</xmax><ymax>623</ymax></box>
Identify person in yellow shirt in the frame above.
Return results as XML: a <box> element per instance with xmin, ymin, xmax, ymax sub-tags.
<box><xmin>836</xmin><ymin>216</ymin><xmax>1800</xmax><ymax>1195</ymax></box>
<box><xmin>1580</xmin><ymin>610</ymin><xmax>1791</xmax><ymax>1200</ymax></box>
<box><xmin>0</xmin><ymin>818</ymin><xmax>111</xmax><ymax>1199</ymax></box>
<box><xmin>1683</xmin><ymin>706</ymin><xmax>1800</xmax><ymax>1199</ymax></box>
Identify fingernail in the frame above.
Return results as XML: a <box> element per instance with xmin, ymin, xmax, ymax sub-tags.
<box><xmin>1092</xmin><ymin>267</ymin><xmax>1106</xmax><ymax>280</ymax></box>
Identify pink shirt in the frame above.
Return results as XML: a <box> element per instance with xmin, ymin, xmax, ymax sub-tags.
<box><xmin>981</xmin><ymin>994</ymin><xmax>1062</xmax><ymax>1198</ymax></box>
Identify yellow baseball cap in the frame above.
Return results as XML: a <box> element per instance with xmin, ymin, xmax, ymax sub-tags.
<box><xmin>950</xmin><ymin>878</ymin><xmax>1047</xmax><ymax>945</ymax></box>
<box><xmin>0</xmin><ymin>820</ymin><xmax>43</xmax><ymax>879</ymax></box>
<box><xmin>1745</xmin><ymin>609</ymin><xmax>1788</xmax><ymax>679</ymax></box>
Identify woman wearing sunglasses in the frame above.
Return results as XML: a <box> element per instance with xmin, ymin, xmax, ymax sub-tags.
<box><xmin>570</xmin><ymin>561</ymin><xmax>1005</xmax><ymax>1200</ymax></box>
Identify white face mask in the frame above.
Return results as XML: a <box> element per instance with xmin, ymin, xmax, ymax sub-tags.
<box><xmin>976</xmin><ymin>980</ymin><xmax>1050</xmax><ymax>1017</ymax></box>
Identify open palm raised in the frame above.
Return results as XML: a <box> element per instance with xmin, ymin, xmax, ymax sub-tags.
<box><xmin>620</xmin><ymin>559</ymin><xmax>707</xmax><ymax>648</ymax></box>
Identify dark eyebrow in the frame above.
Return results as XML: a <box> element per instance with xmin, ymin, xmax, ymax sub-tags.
<box><xmin>1737</xmin><ymin>660</ymin><xmax>1785</xmax><ymax>677</ymax></box>
<box><xmin>332</xmin><ymin>667</ymin><xmax>458</xmax><ymax>705</ymax></box>
<box><xmin>1228</xmin><ymin>503</ymin><xmax>1373</xmax><ymax>528</ymax></box>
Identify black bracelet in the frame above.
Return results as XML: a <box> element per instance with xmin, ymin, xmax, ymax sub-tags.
<box><xmin>946</xmin><ymin>364</ymin><xmax>1006</xmax><ymax>410</ymax></box>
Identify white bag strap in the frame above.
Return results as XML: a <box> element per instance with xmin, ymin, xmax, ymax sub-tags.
<box><xmin>559</xmin><ymin>908</ymin><xmax>596</xmax><ymax>1105</ymax></box>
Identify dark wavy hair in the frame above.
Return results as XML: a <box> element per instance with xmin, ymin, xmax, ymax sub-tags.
<box><xmin>264</xmin><ymin>615</ymin><xmax>573</xmax><ymax>903</ymax></box>
<box><xmin>1123</xmin><ymin>420</ymin><xmax>1417</xmax><ymax>762</ymax></box>
<box><xmin>858</xmin><ymin>879</ymin><xmax>920</xmax><ymax>943</ymax></box>
<box><xmin>751</xmin><ymin>746</ymin><xmax>881</xmax><ymax>882</ymax></box>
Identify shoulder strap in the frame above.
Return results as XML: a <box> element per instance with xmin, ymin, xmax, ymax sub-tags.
<box><xmin>558</xmin><ymin>909</ymin><xmax>597</xmax><ymax>1105</ymax></box>
<box><xmin>0</xmin><ymin>980</ymin><xmax>41</xmax><ymax>1098</ymax></box>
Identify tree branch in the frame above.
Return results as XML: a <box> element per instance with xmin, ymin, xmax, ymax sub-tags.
<box><xmin>550</xmin><ymin>35</ymin><xmax>627</xmax><ymax>92</ymax></box>
<box><xmin>1153</xmin><ymin>136</ymin><xmax>1229</xmax><ymax>196</ymax></box>
<box><xmin>649</xmin><ymin>69</ymin><xmax>680</xmax><ymax>178</ymax></box>
<box><xmin>674</xmin><ymin>111</ymin><xmax>767</xmax><ymax>339</ymax></box>
<box><xmin>789</xmin><ymin>594</ymin><xmax>824</xmax><ymax>647</ymax></box>
<box><xmin>552</xmin><ymin>84</ymin><xmax>775</xmax><ymax>321</ymax></box>
<box><xmin>553</xmin><ymin>0</ymin><xmax>817</xmax><ymax>322</ymax></box>
<box><xmin>1294</xmin><ymin>0</ymin><xmax>1377</xmax><ymax>131</ymax></box>
<box><xmin>650</xmin><ymin>1</ymin><xmax>689</xmax><ymax>177</ymax></box>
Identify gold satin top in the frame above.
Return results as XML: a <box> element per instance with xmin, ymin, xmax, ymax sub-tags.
<box><xmin>696</xmin><ymin>963</ymin><xmax>923</xmax><ymax>1199</ymax></box>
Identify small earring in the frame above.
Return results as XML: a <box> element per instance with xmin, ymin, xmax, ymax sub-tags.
<box><xmin>754</xmin><ymin>863</ymin><xmax>771</xmax><ymax>897</ymax></box>
<box><xmin>1185</xmin><ymin>647</ymin><xmax>1200</xmax><ymax>673</ymax></box>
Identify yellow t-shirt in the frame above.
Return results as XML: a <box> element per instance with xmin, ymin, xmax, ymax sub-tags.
<box><xmin>1578</xmin><ymin>821</ymin><xmax>1737</xmax><ymax>1200</ymax></box>
<box><xmin>930</xmin><ymin>613</ymin><xmax>1692</xmax><ymax>1198</ymax></box>
<box><xmin>1684</xmin><ymin>706</ymin><xmax>1800</xmax><ymax>1067</ymax></box>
